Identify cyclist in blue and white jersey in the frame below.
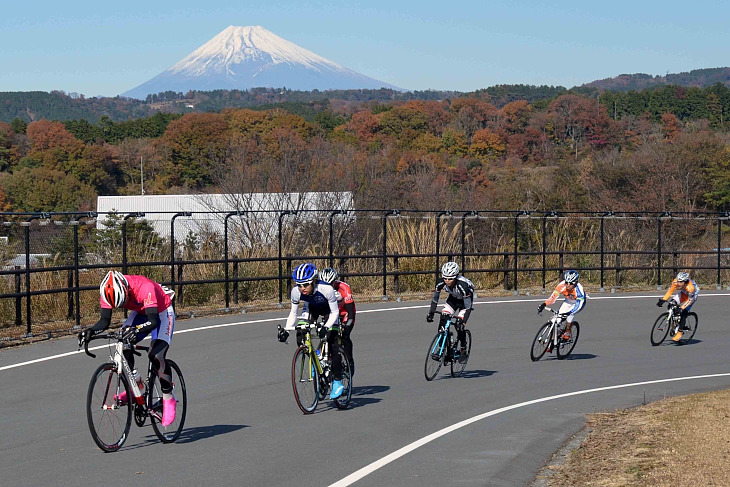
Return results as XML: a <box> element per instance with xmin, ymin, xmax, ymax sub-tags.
<box><xmin>277</xmin><ymin>263</ymin><xmax>344</xmax><ymax>399</ymax></box>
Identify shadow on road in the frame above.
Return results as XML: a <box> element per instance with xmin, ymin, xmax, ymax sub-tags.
<box><xmin>175</xmin><ymin>424</ymin><xmax>250</xmax><ymax>444</ymax></box>
<box><xmin>347</xmin><ymin>384</ymin><xmax>389</xmax><ymax>408</ymax></box>
<box><xmin>560</xmin><ymin>353</ymin><xmax>597</xmax><ymax>361</ymax></box>
<box><xmin>459</xmin><ymin>369</ymin><xmax>497</xmax><ymax>379</ymax></box>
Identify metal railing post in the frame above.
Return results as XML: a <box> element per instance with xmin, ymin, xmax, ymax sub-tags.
<box><xmin>224</xmin><ymin>211</ymin><xmax>244</xmax><ymax>309</ymax></box>
<box><xmin>382</xmin><ymin>210</ymin><xmax>399</xmax><ymax>299</ymax></box>
<box><xmin>278</xmin><ymin>211</ymin><xmax>296</xmax><ymax>304</ymax></box>
<box><xmin>435</xmin><ymin>211</ymin><xmax>452</xmax><ymax>282</ymax></box>
<box><xmin>461</xmin><ymin>211</ymin><xmax>477</xmax><ymax>275</ymax></box>
<box><xmin>329</xmin><ymin>210</ymin><xmax>346</xmax><ymax>267</ymax></box>
<box><xmin>22</xmin><ymin>213</ymin><xmax>47</xmax><ymax>336</ymax></box>
<box><xmin>72</xmin><ymin>212</ymin><xmax>96</xmax><ymax>328</ymax></box>
<box><xmin>171</xmin><ymin>212</ymin><xmax>191</xmax><ymax>300</ymax></box>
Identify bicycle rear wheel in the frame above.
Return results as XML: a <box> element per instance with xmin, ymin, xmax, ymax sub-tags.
<box><xmin>424</xmin><ymin>332</ymin><xmax>446</xmax><ymax>381</ymax></box>
<box><xmin>556</xmin><ymin>322</ymin><xmax>580</xmax><ymax>359</ymax></box>
<box><xmin>677</xmin><ymin>312</ymin><xmax>698</xmax><ymax>345</ymax></box>
<box><xmin>650</xmin><ymin>312</ymin><xmax>670</xmax><ymax>346</ymax></box>
<box><xmin>530</xmin><ymin>323</ymin><xmax>552</xmax><ymax>362</ymax></box>
<box><xmin>450</xmin><ymin>329</ymin><xmax>471</xmax><ymax>377</ymax></box>
<box><xmin>333</xmin><ymin>350</ymin><xmax>352</xmax><ymax>409</ymax></box>
<box><xmin>292</xmin><ymin>346</ymin><xmax>319</xmax><ymax>414</ymax></box>
<box><xmin>86</xmin><ymin>362</ymin><xmax>132</xmax><ymax>452</ymax></box>
<box><xmin>149</xmin><ymin>359</ymin><xmax>187</xmax><ymax>443</ymax></box>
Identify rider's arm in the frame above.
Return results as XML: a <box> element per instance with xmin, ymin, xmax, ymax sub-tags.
<box><xmin>89</xmin><ymin>307</ymin><xmax>113</xmax><ymax>333</ymax></box>
<box><xmin>285</xmin><ymin>302</ymin><xmax>299</xmax><ymax>330</ymax></box>
<box><xmin>544</xmin><ymin>289</ymin><xmax>560</xmax><ymax>306</ymax></box>
<box><xmin>662</xmin><ymin>280</ymin><xmax>678</xmax><ymax>301</ymax></box>
<box><xmin>324</xmin><ymin>290</ymin><xmax>339</xmax><ymax>329</ymax></box>
<box><xmin>428</xmin><ymin>281</ymin><xmax>445</xmax><ymax>315</ymax></box>
<box><xmin>136</xmin><ymin>307</ymin><xmax>161</xmax><ymax>335</ymax></box>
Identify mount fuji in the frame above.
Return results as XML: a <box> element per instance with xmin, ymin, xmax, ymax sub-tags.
<box><xmin>122</xmin><ymin>26</ymin><xmax>402</xmax><ymax>99</ymax></box>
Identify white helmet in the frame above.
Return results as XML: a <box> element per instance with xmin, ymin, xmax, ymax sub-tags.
<box><xmin>100</xmin><ymin>270</ymin><xmax>129</xmax><ymax>308</ymax></box>
<box><xmin>676</xmin><ymin>271</ymin><xmax>690</xmax><ymax>282</ymax></box>
<box><xmin>441</xmin><ymin>261</ymin><xmax>460</xmax><ymax>278</ymax></box>
<box><xmin>318</xmin><ymin>267</ymin><xmax>339</xmax><ymax>284</ymax></box>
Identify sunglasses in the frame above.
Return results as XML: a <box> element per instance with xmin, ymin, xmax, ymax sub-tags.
<box><xmin>297</xmin><ymin>282</ymin><xmax>313</xmax><ymax>288</ymax></box>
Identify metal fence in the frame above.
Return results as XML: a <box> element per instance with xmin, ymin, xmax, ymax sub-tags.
<box><xmin>1</xmin><ymin>209</ymin><xmax>729</xmax><ymax>342</ymax></box>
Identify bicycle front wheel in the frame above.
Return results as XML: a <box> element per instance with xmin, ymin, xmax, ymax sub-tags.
<box><xmin>292</xmin><ymin>346</ymin><xmax>319</xmax><ymax>414</ymax></box>
<box><xmin>333</xmin><ymin>350</ymin><xmax>352</xmax><ymax>409</ymax></box>
<box><xmin>86</xmin><ymin>362</ymin><xmax>132</xmax><ymax>452</ymax></box>
<box><xmin>424</xmin><ymin>332</ymin><xmax>446</xmax><ymax>381</ymax></box>
<box><xmin>677</xmin><ymin>312</ymin><xmax>698</xmax><ymax>345</ymax></box>
<box><xmin>450</xmin><ymin>329</ymin><xmax>472</xmax><ymax>377</ymax></box>
<box><xmin>530</xmin><ymin>323</ymin><xmax>552</xmax><ymax>362</ymax></box>
<box><xmin>650</xmin><ymin>312</ymin><xmax>670</xmax><ymax>346</ymax></box>
<box><xmin>149</xmin><ymin>359</ymin><xmax>187</xmax><ymax>443</ymax></box>
<box><xmin>556</xmin><ymin>322</ymin><xmax>580</xmax><ymax>359</ymax></box>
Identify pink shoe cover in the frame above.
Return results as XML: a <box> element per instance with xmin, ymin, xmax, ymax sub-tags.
<box><xmin>162</xmin><ymin>396</ymin><xmax>177</xmax><ymax>426</ymax></box>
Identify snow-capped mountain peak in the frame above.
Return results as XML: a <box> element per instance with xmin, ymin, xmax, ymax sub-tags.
<box><xmin>122</xmin><ymin>26</ymin><xmax>401</xmax><ymax>99</ymax></box>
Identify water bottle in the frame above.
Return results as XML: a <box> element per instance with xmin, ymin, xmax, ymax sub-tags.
<box><xmin>316</xmin><ymin>349</ymin><xmax>322</xmax><ymax>360</ymax></box>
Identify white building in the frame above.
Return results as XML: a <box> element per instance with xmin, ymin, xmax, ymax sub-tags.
<box><xmin>95</xmin><ymin>192</ymin><xmax>354</xmax><ymax>242</ymax></box>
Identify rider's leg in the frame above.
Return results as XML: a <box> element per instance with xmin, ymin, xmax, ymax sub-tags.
<box><xmin>456</xmin><ymin>309</ymin><xmax>468</xmax><ymax>349</ymax></box>
<box><xmin>558</xmin><ymin>302</ymin><xmax>573</xmax><ymax>338</ymax></box>
<box><xmin>341</xmin><ymin>318</ymin><xmax>355</xmax><ymax>376</ymax></box>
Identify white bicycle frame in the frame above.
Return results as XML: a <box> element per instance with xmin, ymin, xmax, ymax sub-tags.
<box><xmin>111</xmin><ymin>341</ymin><xmax>145</xmax><ymax>407</ymax></box>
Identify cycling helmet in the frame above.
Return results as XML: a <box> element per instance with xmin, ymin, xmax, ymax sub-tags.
<box><xmin>564</xmin><ymin>270</ymin><xmax>579</xmax><ymax>284</ymax></box>
<box><xmin>292</xmin><ymin>263</ymin><xmax>317</xmax><ymax>285</ymax></box>
<box><xmin>100</xmin><ymin>270</ymin><xmax>129</xmax><ymax>308</ymax></box>
<box><xmin>318</xmin><ymin>267</ymin><xmax>339</xmax><ymax>284</ymax></box>
<box><xmin>441</xmin><ymin>261</ymin><xmax>460</xmax><ymax>278</ymax></box>
<box><xmin>676</xmin><ymin>271</ymin><xmax>690</xmax><ymax>282</ymax></box>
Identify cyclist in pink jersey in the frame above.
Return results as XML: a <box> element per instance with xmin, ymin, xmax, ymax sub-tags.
<box><xmin>78</xmin><ymin>271</ymin><xmax>177</xmax><ymax>426</ymax></box>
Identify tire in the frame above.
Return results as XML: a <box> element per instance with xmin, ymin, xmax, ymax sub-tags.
<box><xmin>86</xmin><ymin>362</ymin><xmax>132</xmax><ymax>452</ymax></box>
<box><xmin>650</xmin><ymin>312</ymin><xmax>670</xmax><ymax>346</ymax></box>
<box><xmin>556</xmin><ymin>322</ymin><xmax>580</xmax><ymax>360</ymax></box>
<box><xmin>424</xmin><ymin>332</ymin><xmax>446</xmax><ymax>381</ymax></box>
<box><xmin>149</xmin><ymin>360</ymin><xmax>187</xmax><ymax>443</ymax></box>
<box><xmin>450</xmin><ymin>329</ymin><xmax>472</xmax><ymax>377</ymax></box>
<box><xmin>333</xmin><ymin>350</ymin><xmax>352</xmax><ymax>409</ymax></box>
<box><xmin>677</xmin><ymin>312</ymin><xmax>698</xmax><ymax>345</ymax></box>
<box><xmin>530</xmin><ymin>323</ymin><xmax>552</xmax><ymax>362</ymax></box>
<box><xmin>292</xmin><ymin>346</ymin><xmax>319</xmax><ymax>414</ymax></box>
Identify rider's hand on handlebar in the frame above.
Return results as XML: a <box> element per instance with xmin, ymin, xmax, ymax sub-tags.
<box><xmin>77</xmin><ymin>328</ymin><xmax>93</xmax><ymax>349</ymax></box>
<box><xmin>277</xmin><ymin>325</ymin><xmax>289</xmax><ymax>343</ymax></box>
<box><xmin>537</xmin><ymin>302</ymin><xmax>546</xmax><ymax>314</ymax></box>
<box><xmin>426</xmin><ymin>312</ymin><xmax>434</xmax><ymax>323</ymax></box>
<box><xmin>121</xmin><ymin>326</ymin><xmax>139</xmax><ymax>345</ymax></box>
<box><xmin>656</xmin><ymin>298</ymin><xmax>666</xmax><ymax>307</ymax></box>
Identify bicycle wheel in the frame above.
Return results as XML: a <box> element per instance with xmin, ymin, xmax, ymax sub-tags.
<box><xmin>650</xmin><ymin>312</ymin><xmax>670</xmax><ymax>346</ymax></box>
<box><xmin>333</xmin><ymin>350</ymin><xmax>352</xmax><ymax>409</ymax></box>
<box><xmin>292</xmin><ymin>346</ymin><xmax>319</xmax><ymax>414</ymax></box>
<box><xmin>149</xmin><ymin>360</ymin><xmax>187</xmax><ymax>443</ymax></box>
<box><xmin>677</xmin><ymin>312</ymin><xmax>698</xmax><ymax>345</ymax></box>
<box><xmin>530</xmin><ymin>323</ymin><xmax>552</xmax><ymax>362</ymax></box>
<box><xmin>424</xmin><ymin>332</ymin><xmax>446</xmax><ymax>381</ymax></box>
<box><xmin>556</xmin><ymin>322</ymin><xmax>580</xmax><ymax>360</ymax></box>
<box><xmin>450</xmin><ymin>329</ymin><xmax>472</xmax><ymax>377</ymax></box>
<box><xmin>86</xmin><ymin>362</ymin><xmax>132</xmax><ymax>452</ymax></box>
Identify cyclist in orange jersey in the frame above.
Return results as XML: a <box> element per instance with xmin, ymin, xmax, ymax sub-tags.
<box><xmin>657</xmin><ymin>271</ymin><xmax>699</xmax><ymax>342</ymax></box>
<box><xmin>537</xmin><ymin>270</ymin><xmax>586</xmax><ymax>340</ymax></box>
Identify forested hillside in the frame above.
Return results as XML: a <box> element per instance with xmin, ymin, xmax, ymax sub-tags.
<box><xmin>1</xmin><ymin>82</ymin><xmax>730</xmax><ymax>214</ymax></box>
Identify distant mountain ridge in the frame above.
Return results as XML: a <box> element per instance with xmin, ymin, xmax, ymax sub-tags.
<box><xmin>122</xmin><ymin>26</ymin><xmax>402</xmax><ymax>99</ymax></box>
<box><xmin>582</xmin><ymin>67</ymin><xmax>730</xmax><ymax>92</ymax></box>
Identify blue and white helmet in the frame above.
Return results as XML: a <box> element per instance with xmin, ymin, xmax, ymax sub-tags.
<box><xmin>676</xmin><ymin>271</ymin><xmax>690</xmax><ymax>282</ymax></box>
<box><xmin>441</xmin><ymin>261</ymin><xmax>460</xmax><ymax>279</ymax></box>
<box><xmin>564</xmin><ymin>270</ymin><xmax>579</xmax><ymax>284</ymax></box>
<box><xmin>292</xmin><ymin>263</ymin><xmax>317</xmax><ymax>285</ymax></box>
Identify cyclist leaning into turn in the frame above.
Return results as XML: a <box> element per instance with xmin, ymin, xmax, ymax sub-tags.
<box><xmin>426</xmin><ymin>261</ymin><xmax>475</xmax><ymax>360</ymax></box>
<box><xmin>78</xmin><ymin>271</ymin><xmax>178</xmax><ymax>426</ymax></box>
<box><xmin>277</xmin><ymin>263</ymin><xmax>344</xmax><ymax>399</ymax></box>
<box><xmin>657</xmin><ymin>271</ymin><xmax>699</xmax><ymax>342</ymax></box>
<box><xmin>317</xmin><ymin>267</ymin><xmax>357</xmax><ymax>377</ymax></box>
<box><xmin>537</xmin><ymin>270</ymin><xmax>586</xmax><ymax>340</ymax></box>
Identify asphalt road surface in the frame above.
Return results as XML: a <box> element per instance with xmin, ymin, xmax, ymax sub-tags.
<box><xmin>2</xmin><ymin>291</ymin><xmax>730</xmax><ymax>487</ymax></box>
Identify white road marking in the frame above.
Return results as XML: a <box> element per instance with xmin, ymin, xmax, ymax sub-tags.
<box><xmin>328</xmin><ymin>372</ymin><xmax>730</xmax><ymax>487</ymax></box>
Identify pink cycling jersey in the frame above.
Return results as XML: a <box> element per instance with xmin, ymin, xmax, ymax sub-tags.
<box><xmin>99</xmin><ymin>274</ymin><xmax>173</xmax><ymax>312</ymax></box>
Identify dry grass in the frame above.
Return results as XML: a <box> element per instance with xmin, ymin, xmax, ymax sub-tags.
<box><xmin>540</xmin><ymin>389</ymin><xmax>730</xmax><ymax>486</ymax></box>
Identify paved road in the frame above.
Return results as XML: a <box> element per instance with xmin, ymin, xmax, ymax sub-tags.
<box><xmin>2</xmin><ymin>292</ymin><xmax>730</xmax><ymax>487</ymax></box>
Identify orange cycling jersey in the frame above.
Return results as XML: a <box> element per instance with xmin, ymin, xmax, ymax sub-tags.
<box><xmin>662</xmin><ymin>279</ymin><xmax>699</xmax><ymax>309</ymax></box>
<box><xmin>544</xmin><ymin>282</ymin><xmax>584</xmax><ymax>305</ymax></box>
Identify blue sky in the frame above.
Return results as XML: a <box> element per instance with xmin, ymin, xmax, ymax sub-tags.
<box><xmin>1</xmin><ymin>0</ymin><xmax>728</xmax><ymax>97</ymax></box>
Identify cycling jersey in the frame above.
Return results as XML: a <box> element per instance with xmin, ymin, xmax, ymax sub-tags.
<box><xmin>662</xmin><ymin>278</ymin><xmax>699</xmax><ymax>309</ymax></box>
<box><xmin>428</xmin><ymin>275</ymin><xmax>475</xmax><ymax>323</ymax></box>
<box><xmin>99</xmin><ymin>274</ymin><xmax>173</xmax><ymax>313</ymax></box>
<box><xmin>285</xmin><ymin>282</ymin><xmax>339</xmax><ymax>330</ymax></box>
<box><xmin>331</xmin><ymin>280</ymin><xmax>355</xmax><ymax>321</ymax></box>
<box><xmin>544</xmin><ymin>280</ymin><xmax>586</xmax><ymax>316</ymax></box>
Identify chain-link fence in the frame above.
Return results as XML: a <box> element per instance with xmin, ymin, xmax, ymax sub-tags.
<box><xmin>1</xmin><ymin>210</ymin><xmax>728</xmax><ymax>345</ymax></box>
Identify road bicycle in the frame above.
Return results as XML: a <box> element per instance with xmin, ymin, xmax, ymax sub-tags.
<box><xmin>530</xmin><ymin>307</ymin><xmax>580</xmax><ymax>361</ymax></box>
<box><xmin>284</xmin><ymin>319</ymin><xmax>352</xmax><ymax>414</ymax></box>
<box><xmin>82</xmin><ymin>329</ymin><xmax>187</xmax><ymax>452</ymax></box>
<box><xmin>650</xmin><ymin>301</ymin><xmax>698</xmax><ymax>346</ymax></box>
<box><xmin>424</xmin><ymin>313</ymin><xmax>472</xmax><ymax>381</ymax></box>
